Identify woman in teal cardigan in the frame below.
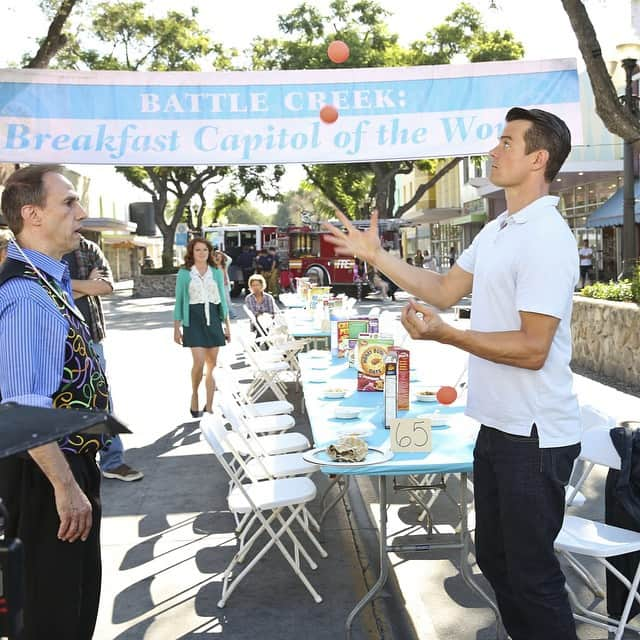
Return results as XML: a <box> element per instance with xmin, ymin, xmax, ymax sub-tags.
<box><xmin>174</xmin><ymin>238</ymin><xmax>230</xmax><ymax>418</ymax></box>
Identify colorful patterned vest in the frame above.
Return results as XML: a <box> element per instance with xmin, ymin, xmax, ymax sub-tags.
<box><xmin>0</xmin><ymin>258</ymin><xmax>112</xmax><ymax>455</ymax></box>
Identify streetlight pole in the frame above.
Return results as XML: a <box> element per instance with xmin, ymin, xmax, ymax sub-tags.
<box><xmin>621</xmin><ymin>56</ymin><xmax>638</xmax><ymax>278</ymax></box>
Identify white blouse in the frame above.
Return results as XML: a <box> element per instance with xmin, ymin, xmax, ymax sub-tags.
<box><xmin>188</xmin><ymin>266</ymin><xmax>221</xmax><ymax>325</ymax></box>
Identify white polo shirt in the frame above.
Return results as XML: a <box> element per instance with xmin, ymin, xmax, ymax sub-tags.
<box><xmin>457</xmin><ymin>196</ymin><xmax>580</xmax><ymax>447</ymax></box>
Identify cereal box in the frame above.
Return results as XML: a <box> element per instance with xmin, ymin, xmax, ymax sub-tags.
<box><xmin>332</xmin><ymin>317</ymin><xmax>379</xmax><ymax>357</ymax></box>
<box><xmin>388</xmin><ymin>346</ymin><xmax>410</xmax><ymax>410</ymax></box>
<box><xmin>356</xmin><ymin>334</ymin><xmax>394</xmax><ymax>391</ymax></box>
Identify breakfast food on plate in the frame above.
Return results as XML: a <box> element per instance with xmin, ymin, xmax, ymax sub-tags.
<box><xmin>327</xmin><ymin>435</ymin><xmax>368</xmax><ymax>462</ymax></box>
<box><xmin>417</xmin><ymin>390</ymin><xmax>436</xmax><ymax>397</ymax></box>
<box><xmin>325</xmin><ymin>387</ymin><xmax>345</xmax><ymax>393</ymax></box>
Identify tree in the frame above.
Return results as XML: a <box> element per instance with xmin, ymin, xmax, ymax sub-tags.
<box><xmin>222</xmin><ymin>203</ymin><xmax>273</xmax><ymax>226</ymax></box>
<box><xmin>561</xmin><ymin>0</ymin><xmax>640</xmax><ymax>146</ymax></box>
<box><xmin>273</xmin><ymin>187</ymin><xmax>334</xmax><ymax>227</ymax></box>
<box><xmin>252</xmin><ymin>1</ymin><xmax>524</xmax><ymax>218</ymax></box>
<box><xmin>409</xmin><ymin>3</ymin><xmax>523</xmax><ymax>65</ymax></box>
<box><xmin>49</xmin><ymin>0</ymin><xmax>283</xmax><ymax>267</ymax></box>
<box><xmin>24</xmin><ymin>0</ymin><xmax>83</xmax><ymax>69</ymax></box>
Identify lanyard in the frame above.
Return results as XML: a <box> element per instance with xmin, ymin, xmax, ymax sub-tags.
<box><xmin>10</xmin><ymin>241</ymin><xmax>87</xmax><ymax>325</ymax></box>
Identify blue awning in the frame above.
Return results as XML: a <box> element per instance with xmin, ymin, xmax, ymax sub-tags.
<box><xmin>586</xmin><ymin>179</ymin><xmax>640</xmax><ymax>228</ymax></box>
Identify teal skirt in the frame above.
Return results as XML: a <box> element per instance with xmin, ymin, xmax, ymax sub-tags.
<box><xmin>183</xmin><ymin>303</ymin><xmax>225</xmax><ymax>348</ymax></box>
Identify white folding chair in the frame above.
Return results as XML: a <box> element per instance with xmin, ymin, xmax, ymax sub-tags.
<box><xmin>206</xmin><ymin>406</ymin><xmax>324</xmax><ymax>541</ymax></box>
<box><xmin>200</xmin><ymin>412</ymin><xmax>323</xmax><ymax>606</ymax></box>
<box><xmin>236</xmin><ymin>333</ymin><xmax>291</xmax><ymax>402</ymax></box>
<box><xmin>214</xmin><ymin>391</ymin><xmax>294</xmax><ymax>435</ymax></box>
<box><xmin>216</xmin><ymin>391</ymin><xmax>310</xmax><ymax>456</ymax></box>
<box><xmin>566</xmin><ymin>405</ymin><xmax>618</xmax><ymax>508</ymax></box>
<box><xmin>555</xmin><ymin>426</ymin><xmax>640</xmax><ymax>638</ymax></box>
<box><xmin>216</xmin><ymin>361</ymin><xmax>294</xmax><ymax>417</ymax></box>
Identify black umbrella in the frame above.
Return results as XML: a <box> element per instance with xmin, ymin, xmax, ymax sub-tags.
<box><xmin>0</xmin><ymin>402</ymin><xmax>131</xmax><ymax>459</ymax></box>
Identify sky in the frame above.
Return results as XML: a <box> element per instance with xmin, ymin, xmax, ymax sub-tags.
<box><xmin>0</xmin><ymin>0</ymin><xmax>633</xmax><ymax>213</ymax></box>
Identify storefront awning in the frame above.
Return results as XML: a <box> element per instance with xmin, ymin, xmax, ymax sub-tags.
<box><xmin>400</xmin><ymin>207</ymin><xmax>462</xmax><ymax>225</ymax></box>
<box><xmin>102</xmin><ymin>233</ymin><xmax>161</xmax><ymax>249</ymax></box>
<box><xmin>449</xmin><ymin>213</ymin><xmax>487</xmax><ymax>226</ymax></box>
<box><xmin>81</xmin><ymin>217</ymin><xmax>137</xmax><ymax>233</ymax></box>
<box><xmin>586</xmin><ymin>180</ymin><xmax>640</xmax><ymax>228</ymax></box>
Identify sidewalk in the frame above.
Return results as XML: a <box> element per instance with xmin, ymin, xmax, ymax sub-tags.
<box><xmin>95</xmin><ymin>293</ymin><xmax>640</xmax><ymax>639</ymax></box>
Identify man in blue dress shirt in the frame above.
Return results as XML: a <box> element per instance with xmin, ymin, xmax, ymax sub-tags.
<box><xmin>0</xmin><ymin>164</ymin><xmax>108</xmax><ymax>639</ymax></box>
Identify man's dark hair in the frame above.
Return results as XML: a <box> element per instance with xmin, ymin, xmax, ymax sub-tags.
<box><xmin>505</xmin><ymin>107</ymin><xmax>571</xmax><ymax>182</ymax></box>
<box><xmin>0</xmin><ymin>164</ymin><xmax>64</xmax><ymax>235</ymax></box>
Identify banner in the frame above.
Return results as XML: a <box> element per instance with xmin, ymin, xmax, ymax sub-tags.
<box><xmin>0</xmin><ymin>59</ymin><xmax>582</xmax><ymax>165</ymax></box>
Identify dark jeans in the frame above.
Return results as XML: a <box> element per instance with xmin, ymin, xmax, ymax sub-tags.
<box><xmin>473</xmin><ymin>424</ymin><xmax>580</xmax><ymax>640</ymax></box>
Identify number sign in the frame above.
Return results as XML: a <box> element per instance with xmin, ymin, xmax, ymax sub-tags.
<box><xmin>390</xmin><ymin>418</ymin><xmax>432</xmax><ymax>453</ymax></box>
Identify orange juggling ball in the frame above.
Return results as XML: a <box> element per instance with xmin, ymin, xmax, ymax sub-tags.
<box><xmin>320</xmin><ymin>104</ymin><xmax>339</xmax><ymax>124</ymax></box>
<box><xmin>436</xmin><ymin>386</ymin><xmax>457</xmax><ymax>405</ymax></box>
<box><xmin>327</xmin><ymin>40</ymin><xmax>350</xmax><ymax>64</ymax></box>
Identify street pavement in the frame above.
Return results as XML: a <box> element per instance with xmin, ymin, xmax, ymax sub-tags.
<box><xmin>94</xmin><ymin>291</ymin><xmax>640</xmax><ymax>640</ymax></box>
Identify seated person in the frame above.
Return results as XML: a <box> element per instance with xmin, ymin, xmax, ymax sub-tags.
<box><xmin>244</xmin><ymin>273</ymin><xmax>277</xmax><ymax>335</ymax></box>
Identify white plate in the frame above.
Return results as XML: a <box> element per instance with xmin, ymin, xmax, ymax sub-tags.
<box><xmin>308</xmin><ymin>350</ymin><xmax>328</xmax><ymax>358</ymax></box>
<box><xmin>418</xmin><ymin>412</ymin><xmax>451</xmax><ymax>428</ymax></box>
<box><xmin>336</xmin><ymin>425</ymin><xmax>375</xmax><ymax>438</ymax></box>
<box><xmin>303</xmin><ymin>446</ymin><xmax>393</xmax><ymax>468</ymax></box>
<box><xmin>323</xmin><ymin>389</ymin><xmax>347</xmax><ymax>399</ymax></box>
<box><xmin>308</xmin><ymin>377</ymin><xmax>327</xmax><ymax>383</ymax></box>
<box><xmin>334</xmin><ymin>407</ymin><xmax>361</xmax><ymax>419</ymax></box>
<box><xmin>415</xmin><ymin>393</ymin><xmax>438</xmax><ymax>403</ymax></box>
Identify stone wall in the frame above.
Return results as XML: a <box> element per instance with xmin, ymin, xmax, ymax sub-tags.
<box><xmin>132</xmin><ymin>273</ymin><xmax>177</xmax><ymax>298</ymax></box>
<box><xmin>572</xmin><ymin>296</ymin><xmax>640</xmax><ymax>385</ymax></box>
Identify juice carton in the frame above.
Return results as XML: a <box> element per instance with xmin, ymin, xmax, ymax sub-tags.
<box><xmin>383</xmin><ymin>351</ymin><xmax>398</xmax><ymax>428</ymax></box>
<box><xmin>356</xmin><ymin>334</ymin><xmax>394</xmax><ymax>391</ymax></box>
<box><xmin>389</xmin><ymin>346</ymin><xmax>410</xmax><ymax>410</ymax></box>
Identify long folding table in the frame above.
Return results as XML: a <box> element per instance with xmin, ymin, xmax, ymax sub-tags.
<box><xmin>298</xmin><ymin>352</ymin><xmax>505</xmax><ymax>639</ymax></box>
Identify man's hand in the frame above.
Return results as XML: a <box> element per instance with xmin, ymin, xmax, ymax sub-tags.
<box><xmin>322</xmin><ymin>209</ymin><xmax>383</xmax><ymax>264</ymax></box>
<box><xmin>54</xmin><ymin>479</ymin><xmax>93</xmax><ymax>542</ymax></box>
<box><xmin>400</xmin><ymin>299</ymin><xmax>449</xmax><ymax>343</ymax></box>
<box><xmin>28</xmin><ymin>442</ymin><xmax>94</xmax><ymax>543</ymax></box>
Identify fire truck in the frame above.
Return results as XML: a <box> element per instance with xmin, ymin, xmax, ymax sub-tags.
<box><xmin>203</xmin><ymin>220</ymin><xmax>404</xmax><ymax>297</ymax></box>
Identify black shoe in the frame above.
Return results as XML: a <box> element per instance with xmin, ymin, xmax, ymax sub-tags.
<box><xmin>190</xmin><ymin>408</ymin><xmax>203</xmax><ymax>418</ymax></box>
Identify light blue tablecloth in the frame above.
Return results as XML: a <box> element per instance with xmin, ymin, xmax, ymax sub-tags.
<box><xmin>299</xmin><ymin>353</ymin><xmax>478</xmax><ymax>476</ymax></box>
<box><xmin>283</xmin><ymin>309</ymin><xmax>331</xmax><ymax>338</ymax></box>
<box><xmin>278</xmin><ymin>293</ymin><xmax>306</xmax><ymax>308</ymax></box>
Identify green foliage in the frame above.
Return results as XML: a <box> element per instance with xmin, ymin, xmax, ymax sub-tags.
<box><xmin>141</xmin><ymin>266</ymin><xmax>178</xmax><ymax>275</ymax></box>
<box><xmin>580</xmin><ymin>279</ymin><xmax>636</xmax><ymax>303</ymax></box>
<box><xmin>220</xmin><ymin>203</ymin><xmax>273</xmax><ymax>226</ymax></box>
<box><xmin>467</xmin><ymin>30</ymin><xmax>525</xmax><ymax>62</ymax></box>
<box><xmin>51</xmin><ymin>1</ymin><xmax>225</xmax><ymax>71</ymax></box>
<box><xmin>251</xmin><ymin>0</ymin><xmax>404</xmax><ymax>71</ymax></box>
<box><xmin>409</xmin><ymin>3</ymin><xmax>524</xmax><ymax>65</ymax></box>
<box><xmin>303</xmin><ymin>163</ymin><xmax>373</xmax><ymax>219</ymax></box>
<box><xmin>632</xmin><ymin>262</ymin><xmax>640</xmax><ymax>303</ymax></box>
<box><xmin>273</xmin><ymin>187</ymin><xmax>334</xmax><ymax>227</ymax></box>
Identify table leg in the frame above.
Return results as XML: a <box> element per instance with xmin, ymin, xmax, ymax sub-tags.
<box><xmin>345</xmin><ymin>475</ymin><xmax>389</xmax><ymax>640</ymax></box>
<box><xmin>319</xmin><ymin>476</ymin><xmax>350</xmax><ymax>529</ymax></box>
<box><xmin>458</xmin><ymin>473</ymin><xmax>507</xmax><ymax>639</ymax></box>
